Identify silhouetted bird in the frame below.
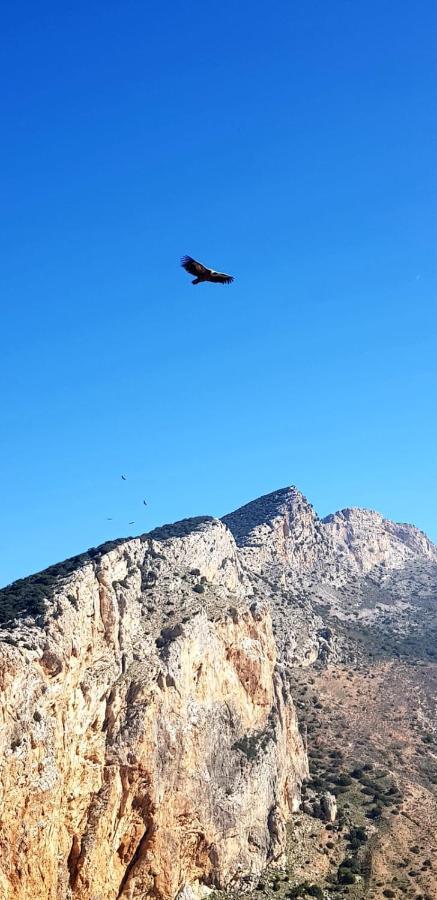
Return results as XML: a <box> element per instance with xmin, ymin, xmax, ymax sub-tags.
<box><xmin>128</xmin><ymin>521</ymin><xmax>135</xmax><ymax>525</ymax></box>
<box><xmin>181</xmin><ymin>255</ymin><xmax>234</xmax><ymax>285</ymax></box>
<box><xmin>143</xmin><ymin>499</ymin><xmax>148</xmax><ymax>506</ymax></box>
<box><xmin>121</xmin><ymin>475</ymin><xmax>127</xmax><ymax>480</ymax></box>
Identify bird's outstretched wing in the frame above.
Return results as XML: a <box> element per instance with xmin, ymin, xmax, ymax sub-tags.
<box><xmin>181</xmin><ymin>256</ymin><xmax>211</xmax><ymax>278</ymax></box>
<box><xmin>209</xmin><ymin>270</ymin><xmax>234</xmax><ymax>284</ymax></box>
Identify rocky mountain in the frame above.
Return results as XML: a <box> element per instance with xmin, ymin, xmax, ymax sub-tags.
<box><xmin>0</xmin><ymin>517</ymin><xmax>307</xmax><ymax>900</ymax></box>
<box><xmin>223</xmin><ymin>486</ymin><xmax>437</xmax><ymax>582</ymax></box>
<box><xmin>0</xmin><ymin>486</ymin><xmax>436</xmax><ymax>900</ymax></box>
<box><xmin>224</xmin><ymin>486</ymin><xmax>437</xmax><ymax>668</ymax></box>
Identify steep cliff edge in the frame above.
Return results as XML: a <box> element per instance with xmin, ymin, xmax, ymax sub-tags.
<box><xmin>0</xmin><ymin>518</ymin><xmax>307</xmax><ymax>900</ymax></box>
<box><xmin>1</xmin><ymin>486</ymin><xmax>435</xmax><ymax>899</ymax></box>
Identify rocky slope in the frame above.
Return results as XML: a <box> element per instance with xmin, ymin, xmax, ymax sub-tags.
<box><xmin>223</xmin><ymin>487</ymin><xmax>437</xmax><ymax>668</ymax></box>
<box><xmin>0</xmin><ymin>486</ymin><xmax>436</xmax><ymax>900</ymax></box>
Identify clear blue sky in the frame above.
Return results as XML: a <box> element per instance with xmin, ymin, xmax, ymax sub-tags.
<box><xmin>1</xmin><ymin>1</ymin><xmax>436</xmax><ymax>586</ymax></box>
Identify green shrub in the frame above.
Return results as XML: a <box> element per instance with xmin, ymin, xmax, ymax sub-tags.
<box><xmin>286</xmin><ymin>884</ymin><xmax>323</xmax><ymax>900</ymax></box>
<box><xmin>367</xmin><ymin>805</ymin><xmax>383</xmax><ymax>820</ymax></box>
<box><xmin>306</xmin><ymin>887</ymin><xmax>323</xmax><ymax>899</ymax></box>
<box><xmin>339</xmin><ymin>857</ymin><xmax>361</xmax><ymax>874</ymax></box>
<box><xmin>347</xmin><ymin>826</ymin><xmax>367</xmax><ymax>850</ymax></box>
<box><xmin>334</xmin><ymin>774</ymin><xmax>353</xmax><ymax>787</ymax></box>
<box><xmin>309</xmin><ymin>776</ymin><xmax>329</xmax><ymax>790</ymax></box>
<box><xmin>232</xmin><ymin>729</ymin><xmax>270</xmax><ymax>760</ymax></box>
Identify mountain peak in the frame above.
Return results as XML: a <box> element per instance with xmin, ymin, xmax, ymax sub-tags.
<box><xmin>222</xmin><ymin>485</ymin><xmax>310</xmax><ymax>544</ymax></box>
<box><xmin>223</xmin><ymin>487</ymin><xmax>437</xmax><ymax>580</ymax></box>
<box><xmin>222</xmin><ymin>485</ymin><xmax>322</xmax><ymax>576</ymax></box>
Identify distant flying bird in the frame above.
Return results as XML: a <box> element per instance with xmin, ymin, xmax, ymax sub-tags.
<box><xmin>128</xmin><ymin>521</ymin><xmax>135</xmax><ymax>525</ymax></box>
<box><xmin>181</xmin><ymin>255</ymin><xmax>234</xmax><ymax>285</ymax></box>
<box><xmin>107</xmin><ymin>517</ymin><xmax>113</xmax><ymax>521</ymax></box>
<box><xmin>121</xmin><ymin>475</ymin><xmax>127</xmax><ymax>480</ymax></box>
<box><xmin>143</xmin><ymin>499</ymin><xmax>148</xmax><ymax>506</ymax></box>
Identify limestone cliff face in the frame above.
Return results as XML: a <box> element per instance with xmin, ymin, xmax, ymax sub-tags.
<box><xmin>0</xmin><ymin>519</ymin><xmax>307</xmax><ymax>900</ymax></box>
<box><xmin>2</xmin><ymin>486</ymin><xmax>435</xmax><ymax>899</ymax></box>
<box><xmin>222</xmin><ymin>487</ymin><xmax>327</xmax><ymax>579</ymax></box>
<box><xmin>323</xmin><ymin>507</ymin><xmax>437</xmax><ymax>574</ymax></box>
<box><xmin>223</xmin><ymin>487</ymin><xmax>437</xmax><ymax>583</ymax></box>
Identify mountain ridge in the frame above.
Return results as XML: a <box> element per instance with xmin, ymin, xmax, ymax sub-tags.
<box><xmin>2</xmin><ymin>486</ymin><xmax>435</xmax><ymax>605</ymax></box>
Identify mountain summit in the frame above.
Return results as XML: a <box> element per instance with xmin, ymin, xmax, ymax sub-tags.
<box><xmin>223</xmin><ymin>485</ymin><xmax>437</xmax><ymax>581</ymax></box>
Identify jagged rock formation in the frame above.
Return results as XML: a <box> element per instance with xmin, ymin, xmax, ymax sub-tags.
<box><xmin>223</xmin><ymin>486</ymin><xmax>437</xmax><ymax>584</ymax></box>
<box><xmin>320</xmin><ymin>791</ymin><xmax>337</xmax><ymax>823</ymax></box>
<box><xmin>0</xmin><ymin>518</ymin><xmax>307</xmax><ymax>900</ymax></box>
<box><xmin>0</xmin><ymin>485</ymin><xmax>436</xmax><ymax>899</ymax></box>
<box><xmin>222</xmin><ymin>487</ymin><xmax>329</xmax><ymax>580</ymax></box>
<box><xmin>323</xmin><ymin>506</ymin><xmax>437</xmax><ymax>574</ymax></box>
<box><xmin>223</xmin><ymin>487</ymin><xmax>437</xmax><ymax>667</ymax></box>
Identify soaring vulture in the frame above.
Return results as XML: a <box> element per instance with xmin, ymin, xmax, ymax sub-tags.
<box><xmin>181</xmin><ymin>255</ymin><xmax>234</xmax><ymax>285</ymax></box>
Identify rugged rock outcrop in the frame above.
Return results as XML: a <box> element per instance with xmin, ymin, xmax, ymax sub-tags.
<box><xmin>222</xmin><ymin>487</ymin><xmax>328</xmax><ymax>580</ymax></box>
<box><xmin>323</xmin><ymin>507</ymin><xmax>437</xmax><ymax>574</ymax></box>
<box><xmin>223</xmin><ymin>487</ymin><xmax>437</xmax><ymax>585</ymax></box>
<box><xmin>1</xmin><ymin>485</ymin><xmax>435</xmax><ymax>899</ymax></box>
<box><xmin>320</xmin><ymin>791</ymin><xmax>337</xmax><ymax>823</ymax></box>
<box><xmin>223</xmin><ymin>487</ymin><xmax>437</xmax><ymax>667</ymax></box>
<box><xmin>0</xmin><ymin>518</ymin><xmax>307</xmax><ymax>900</ymax></box>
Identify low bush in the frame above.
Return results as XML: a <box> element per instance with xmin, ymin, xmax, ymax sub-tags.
<box><xmin>333</xmin><ymin>773</ymin><xmax>353</xmax><ymax>787</ymax></box>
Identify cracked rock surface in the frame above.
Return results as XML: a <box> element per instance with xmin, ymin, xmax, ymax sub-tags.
<box><xmin>0</xmin><ymin>517</ymin><xmax>306</xmax><ymax>900</ymax></box>
<box><xmin>1</xmin><ymin>486</ymin><xmax>435</xmax><ymax>899</ymax></box>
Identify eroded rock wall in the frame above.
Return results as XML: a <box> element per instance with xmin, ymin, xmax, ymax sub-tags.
<box><xmin>323</xmin><ymin>507</ymin><xmax>437</xmax><ymax>573</ymax></box>
<box><xmin>0</xmin><ymin>521</ymin><xmax>307</xmax><ymax>900</ymax></box>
